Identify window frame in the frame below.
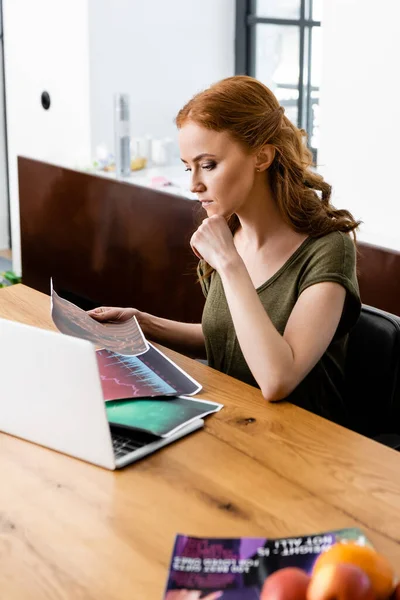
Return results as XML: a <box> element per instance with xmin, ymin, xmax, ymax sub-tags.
<box><xmin>235</xmin><ymin>0</ymin><xmax>321</xmax><ymax>159</ymax></box>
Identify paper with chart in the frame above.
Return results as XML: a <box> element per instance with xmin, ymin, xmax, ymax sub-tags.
<box><xmin>50</xmin><ymin>281</ymin><xmax>149</xmax><ymax>356</ymax></box>
<box><xmin>96</xmin><ymin>343</ymin><xmax>202</xmax><ymax>400</ymax></box>
<box><xmin>50</xmin><ymin>281</ymin><xmax>203</xmax><ymax>400</ymax></box>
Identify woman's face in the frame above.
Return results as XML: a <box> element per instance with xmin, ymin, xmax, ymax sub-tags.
<box><xmin>179</xmin><ymin>121</ymin><xmax>257</xmax><ymax>218</ymax></box>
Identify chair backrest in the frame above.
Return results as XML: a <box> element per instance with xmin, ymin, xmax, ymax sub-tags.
<box><xmin>345</xmin><ymin>305</ymin><xmax>400</xmax><ymax>437</ymax></box>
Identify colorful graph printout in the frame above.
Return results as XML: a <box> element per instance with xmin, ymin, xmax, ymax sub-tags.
<box><xmin>96</xmin><ymin>343</ymin><xmax>202</xmax><ymax>400</ymax></box>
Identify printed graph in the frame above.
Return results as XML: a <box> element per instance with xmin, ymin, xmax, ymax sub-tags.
<box><xmin>96</xmin><ymin>350</ymin><xmax>176</xmax><ymax>400</ymax></box>
<box><xmin>51</xmin><ymin>285</ymin><xmax>148</xmax><ymax>356</ymax></box>
<box><xmin>96</xmin><ymin>343</ymin><xmax>201</xmax><ymax>401</ymax></box>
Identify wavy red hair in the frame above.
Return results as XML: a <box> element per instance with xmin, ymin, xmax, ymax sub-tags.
<box><xmin>176</xmin><ymin>76</ymin><xmax>360</xmax><ymax>265</ymax></box>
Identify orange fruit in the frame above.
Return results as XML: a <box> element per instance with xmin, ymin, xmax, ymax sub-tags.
<box><xmin>312</xmin><ymin>542</ymin><xmax>395</xmax><ymax>600</ymax></box>
<box><xmin>307</xmin><ymin>563</ymin><xmax>375</xmax><ymax>600</ymax></box>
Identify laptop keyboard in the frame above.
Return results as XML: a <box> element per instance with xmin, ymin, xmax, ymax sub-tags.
<box><xmin>112</xmin><ymin>433</ymin><xmax>146</xmax><ymax>458</ymax></box>
<box><xmin>111</xmin><ymin>430</ymin><xmax>160</xmax><ymax>459</ymax></box>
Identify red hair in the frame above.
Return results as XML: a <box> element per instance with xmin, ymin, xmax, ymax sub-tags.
<box><xmin>176</xmin><ymin>76</ymin><xmax>359</xmax><ymax>250</ymax></box>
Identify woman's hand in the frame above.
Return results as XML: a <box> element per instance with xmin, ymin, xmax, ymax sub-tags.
<box><xmin>87</xmin><ymin>306</ymin><xmax>138</xmax><ymax>323</ymax></box>
<box><xmin>190</xmin><ymin>215</ymin><xmax>239</xmax><ymax>271</ymax></box>
<box><xmin>88</xmin><ymin>307</ymin><xmax>205</xmax><ymax>357</ymax></box>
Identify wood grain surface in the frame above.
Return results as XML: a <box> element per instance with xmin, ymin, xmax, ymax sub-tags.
<box><xmin>1</xmin><ymin>284</ymin><xmax>400</xmax><ymax>599</ymax></box>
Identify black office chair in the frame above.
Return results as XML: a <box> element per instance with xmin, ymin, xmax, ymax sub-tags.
<box><xmin>344</xmin><ymin>305</ymin><xmax>400</xmax><ymax>449</ymax></box>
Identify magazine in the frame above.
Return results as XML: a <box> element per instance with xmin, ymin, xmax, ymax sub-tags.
<box><xmin>163</xmin><ymin>528</ymin><xmax>372</xmax><ymax>599</ymax></box>
<box><xmin>106</xmin><ymin>395</ymin><xmax>222</xmax><ymax>437</ymax></box>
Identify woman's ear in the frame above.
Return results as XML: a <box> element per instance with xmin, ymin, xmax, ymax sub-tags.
<box><xmin>255</xmin><ymin>144</ymin><xmax>276</xmax><ymax>172</ymax></box>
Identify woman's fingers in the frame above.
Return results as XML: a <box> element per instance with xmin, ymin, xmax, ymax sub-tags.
<box><xmin>87</xmin><ymin>307</ymin><xmax>128</xmax><ymax>322</ymax></box>
<box><xmin>190</xmin><ymin>232</ymin><xmax>203</xmax><ymax>260</ymax></box>
<box><xmin>191</xmin><ymin>243</ymin><xmax>203</xmax><ymax>260</ymax></box>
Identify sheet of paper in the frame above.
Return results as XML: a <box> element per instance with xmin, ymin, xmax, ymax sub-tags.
<box><xmin>97</xmin><ymin>342</ymin><xmax>202</xmax><ymax>400</ymax></box>
<box><xmin>51</xmin><ymin>281</ymin><xmax>149</xmax><ymax>356</ymax></box>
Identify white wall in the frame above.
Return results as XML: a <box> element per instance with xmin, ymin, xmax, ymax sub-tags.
<box><xmin>319</xmin><ymin>0</ymin><xmax>400</xmax><ymax>251</ymax></box>
<box><xmin>88</xmin><ymin>0</ymin><xmax>235</xmax><ymax>158</ymax></box>
<box><xmin>3</xmin><ymin>0</ymin><xmax>92</xmax><ymax>275</ymax></box>
<box><xmin>3</xmin><ymin>0</ymin><xmax>235</xmax><ymax>274</ymax></box>
<box><xmin>0</xmin><ymin>37</ymin><xmax>9</xmax><ymax>249</ymax></box>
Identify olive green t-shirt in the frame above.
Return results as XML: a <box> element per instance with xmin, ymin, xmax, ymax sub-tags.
<box><xmin>198</xmin><ymin>231</ymin><xmax>361</xmax><ymax>426</ymax></box>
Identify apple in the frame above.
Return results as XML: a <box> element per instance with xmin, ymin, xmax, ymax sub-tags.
<box><xmin>260</xmin><ymin>567</ymin><xmax>310</xmax><ymax>600</ymax></box>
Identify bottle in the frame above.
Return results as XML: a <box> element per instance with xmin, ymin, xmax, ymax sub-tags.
<box><xmin>143</xmin><ymin>134</ymin><xmax>153</xmax><ymax>165</ymax></box>
<box><xmin>130</xmin><ymin>138</ymin><xmax>147</xmax><ymax>171</ymax></box>
<box><xmin>114</xmin><ymin>93</ymin><xmax>131</xmax><ymax>177</ymax></box>
<box><xmin>162</xmin><ymin>137</ymin><xmax>174</xmax><ymax>165</ymax></box>
<box><xmin>151</xmin><ymin>139</ymin><xmax>167</xmax><ymax>166</ymax></box>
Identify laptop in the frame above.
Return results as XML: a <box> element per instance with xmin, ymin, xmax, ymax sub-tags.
<box><xmin>0</xmin><ymin>318</ymin><xmax>203</xmax><ymax>469</ymax></box>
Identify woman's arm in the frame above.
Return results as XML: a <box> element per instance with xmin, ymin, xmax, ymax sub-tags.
<box><xmin>190</xmin><ymin>215</ymin><xmax>346</xmax><ymax>401</ymax></box>
<box><xmin>219</xmin><ymin>255</ymin><xmax>346</xmax><ymax>401</ymax></box>
<box><xmin>88</xmin><ymin>306</ymin><xmax>206</xmax><ymax>359</ymax></box>
<box><xmin>139</xmin><ymin>312</ymin><xmax>206</xmax><ymax>359</ymax></box>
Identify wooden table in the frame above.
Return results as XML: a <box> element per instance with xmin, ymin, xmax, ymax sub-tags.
<box><xmin>1</xmin><ymin>284</ymin><xmax>400</xmax><ymax>599</ymax></box>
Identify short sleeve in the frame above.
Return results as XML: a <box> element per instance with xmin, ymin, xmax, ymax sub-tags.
<box><xmin>197</xmin><ymin>260</ymin><xmax>211</xmax><ymax>298</ymax></box>
<box><xmin>298</xmin><ymin>232</ymin><xmax>361</xmax><ymax>336</ymax></box>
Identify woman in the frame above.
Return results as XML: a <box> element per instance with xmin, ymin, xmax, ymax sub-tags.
<box><xmin>89</xmin><ymin>76</ymin><xmax>361</xmax><ymax>426</ymax></box>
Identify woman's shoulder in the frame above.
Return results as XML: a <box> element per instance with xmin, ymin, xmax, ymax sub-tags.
<box><xmin>307</xmin><ymin>230</ymin><xmax>355</xmax><ymax>253</ymax></box>
<box><xmin>294</xmin><ymin>229</ymin><xmax>359</xmax><ymax>298</ymax></box>
<box><xmin>300</xmin><ymin>231</ymin><xmax>356</xmax><ymax>269</ymax></box>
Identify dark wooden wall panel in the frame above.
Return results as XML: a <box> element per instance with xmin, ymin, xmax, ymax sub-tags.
<box><xmin>18</xmin><ymin>156</ymin><xmax>400</xmax><ymax>321</ymax></box>
<box><xmin>18</xmin><ymin>157</ymin><xmax>205</xmax><ymax>322</ymax></box>
<box><xmin>357</xmin><ymin>241</ymin><xmax>400</xmax><ymax>316</ymax></box>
